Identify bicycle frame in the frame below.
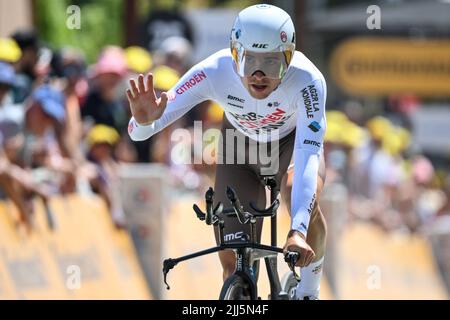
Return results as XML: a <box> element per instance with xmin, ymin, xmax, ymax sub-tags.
<box><xmin>265</xmin><ymin>178</ymin><xmax>284</xmax><ymax>299</ymax></box>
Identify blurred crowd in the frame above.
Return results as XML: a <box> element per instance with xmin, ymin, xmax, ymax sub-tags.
<box><xmin>318</xmin><ymin>108</ymin><xmax>450</xmax><ymax>235</ymax></box>
<box><xmin>0</xmin><ymin>29</ymin><xmax>222</xmax><ymax>233</ymax></box>
<box><xmin>0</xmin><ymin>29</ymin><xmax>448</xmax><ymax>237</ymax></box>
<box><xmin>277</xmin><ymin>104</ymin><xmax>450</xmax><ymax>237</ymax></box>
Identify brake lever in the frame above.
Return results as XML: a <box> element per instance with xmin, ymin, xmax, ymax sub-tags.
<box><xmin>163</xmin><ymin>259</ymin><xmax>178</xmax><ymax>290</ymax></box>
<box><xmin>284</xmin><ymin>252</ymin><xmax>301</xmax><ymax>281</ymax></box>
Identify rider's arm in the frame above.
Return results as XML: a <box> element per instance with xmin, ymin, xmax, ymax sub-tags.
<box><xmin>128</xmin><ymin>63</ymin><xmax>212</xmax><ymax>141</ymax></box>
<box><xmin>290</xmin><ymin>78</ymin><xmax>327</xmax><ymax>238</ymax></box>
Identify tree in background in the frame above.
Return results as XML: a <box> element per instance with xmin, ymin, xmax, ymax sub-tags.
<box><xmin>35</xmin><ymin>0</ymin><xmax>123</xmax><ymax>62</ymax></box>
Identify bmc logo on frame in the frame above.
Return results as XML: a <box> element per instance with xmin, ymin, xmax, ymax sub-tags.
<box><xmin>224</xmin><ymin>231</ymin><xmax>245</xmax><ymax>242</ymax></box>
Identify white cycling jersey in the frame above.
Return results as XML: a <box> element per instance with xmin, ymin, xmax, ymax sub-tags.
<box><xmin>128</xmin><ymin>49</ymin><xmax>327</xmax><ymax>236</ymax></box>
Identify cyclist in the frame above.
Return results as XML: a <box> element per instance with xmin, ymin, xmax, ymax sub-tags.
<box><xmin>127</xmin><ymin>4</ymin><xmax>327</xmax><ymax>300</ymax></box>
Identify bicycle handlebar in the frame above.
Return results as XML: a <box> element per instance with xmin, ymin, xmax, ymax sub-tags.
<box><xmin>176</xmin><ymin>184</ymin><xmax>303</xmax><ymax>293</ymax></box>
<box><xmin>193</xmin><ymin>186</ymin><xmax>281</xmax><ymax>226</ymax></box>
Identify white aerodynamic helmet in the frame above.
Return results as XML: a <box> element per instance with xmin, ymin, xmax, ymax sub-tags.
<box><xmin>230</xmin><ymin>4</ymin><xmax>296</xmax><ymax>79</ymax></box>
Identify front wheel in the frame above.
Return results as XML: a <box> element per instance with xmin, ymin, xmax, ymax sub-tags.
<box><xmin>281</xmin><ymin>272</ymin><xmax>299</xmax><ymax>300</ymax></box>
<box><xmin>219</xmin><ymin>274</ymin><xmax>255</xmax><ymax>300</ymax></box>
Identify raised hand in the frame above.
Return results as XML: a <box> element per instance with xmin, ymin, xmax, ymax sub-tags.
<box><xmin>126</xmin><ymin>73</ymin><xmax>168</xmax><ymax>125</ymax></box>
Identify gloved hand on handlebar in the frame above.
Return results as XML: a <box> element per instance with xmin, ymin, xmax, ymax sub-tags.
<box><xmin>283</xmin><ymin>230</ymin><xmax>315</xmax><ymax>267</ymax></box>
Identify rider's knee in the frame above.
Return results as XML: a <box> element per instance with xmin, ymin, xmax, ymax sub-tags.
<box><xmin>219</xmin><ymin>251</ymin><xmax>236</xmax><ymax>280</ymax></box>
<box><xmin>222</xmin><ymin>263</ymin><xmax>235</xmax><ymax>281</ymax></box>
<box><xmin>222</xmin><ymin>267</ymin><xmax>235</xmax><ymax>281</ymax></box>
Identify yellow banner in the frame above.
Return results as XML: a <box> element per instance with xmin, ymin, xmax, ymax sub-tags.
<box><xmin>0</xmin><ymin>196</ymin><xmax>151</xmax><ymax>299</ymax></box>
<box><xmin>330</xmin><ymin>37</ymin><xmax>450</xmax><ymax>97</ymax></box>
<box><xmin>338</xmin><ymin>223</ymin><xmax>448</xmax><ymax>299</ymax></box>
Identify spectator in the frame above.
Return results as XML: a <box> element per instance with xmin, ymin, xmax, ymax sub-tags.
<box><xmin>154</xmin><ymin>36</ymin><xmax>193</xmax><ymax>75</ymax></box>
<box><xmin>11</xmin><ymin>30</ymin><xmax>41</xmax><ymax>103</ymax></box>
<box><xmin>81</xmin><ymin>46</ymin><xmax>128</xmax><ymax>132</ymax></box>
<box><xmin>86</xmin><ymin>124</ymin><xmax>126</xmax><ymax>228</ymax></box>
<box><xmin>436</xmin><ymin>177</ymin><xmax>450</xmax><ymax>218</ymax></box>
<box><xmin>24</xmin><ymin>85</ymin><xmax>77</xmax><ymax>193</ymax></box>
<box><xmin>0</xmin><ymin>37</ymin><xmax>22</xmax><ymax>64</ymax></box>
<box><xmin>0</xmin><ymin>62</ymin><xmax>24</xmax><ymax>125</ymax></box>
<box><xmin>82</xmin><ymin>46</ymin><xmax>137</xmax><ymax>162</ymax></box>
<box><xmin>412</xmin><ymin>155</ymin><xmax>442</xmax><ymax>227</ymax></box>
<box><xmin>0</xmin><ymin>62</ymin><xmax>49</xmax><ymax>232</ymax></box>
<box><xmin>124</xmin><ymin>46</ymin><xmax>153</xmax><ymax>76</ymax></box>
<box><xmin>51</xmin><ymin>47</ymin><xmax>88</xmax><ymax>163</ymax></box>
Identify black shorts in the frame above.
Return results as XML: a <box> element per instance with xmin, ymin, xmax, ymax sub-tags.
<box><xmin>213</xmin><ymin>116</ymin><xmax>297</xmax><ymax>245</ymax></box>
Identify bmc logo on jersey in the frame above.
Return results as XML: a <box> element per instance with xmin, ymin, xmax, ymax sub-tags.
<box><xmin>227</xmin><ymin>94</ymin><xmax>245</xmax><ymax>103</ymax></box>
<box><xmin>304</xmin><ymin>139</ymin><xmax>321</xmax><ymax>148</ymax></box>
<box><xmin>252</xmin><ymin>43</ymin><xmax>268</xmax><ymax>49</ymax></box>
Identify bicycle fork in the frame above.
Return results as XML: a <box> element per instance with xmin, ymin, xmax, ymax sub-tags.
<box><xmin>235</xmin><ymin>247</ymin><xmax>258</xmax><ymax>299</ymax></box>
